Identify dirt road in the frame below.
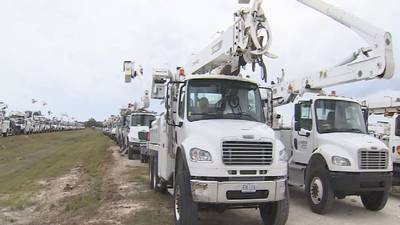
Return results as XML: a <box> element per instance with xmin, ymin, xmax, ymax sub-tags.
<box><xmin>199</xmin><ymin>187</ymin><xmax>400</xmax><ymax>225</ymax></box>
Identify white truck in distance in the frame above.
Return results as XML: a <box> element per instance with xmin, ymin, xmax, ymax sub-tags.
<box><xmin>269</xmin><ymin>0</ymin><xmax>394</xmax><ymax>214</ymax></box>
<box><xmin>0</xmin><ymin>102</ymin><xmax>11</xmax><ymax>137</ymax></box>
<box><xmin>363</xmin><ymin>97</ymin><xmax>400</xmax><ymax>186</ymax></box>
<box><xmin>127</xmin><ymin>110</ymin><xmax>156</xmax><ymax>162</ymax></box>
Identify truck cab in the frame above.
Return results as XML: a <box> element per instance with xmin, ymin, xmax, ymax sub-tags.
<box><xmin>127</xmin><ymin>111</ymin><xmax>156</xmax><ymax>161</ymax></box>
<box><xmin>149</xmin><ymin>74</ymin><xmax>288</xmax><ymax>225</ymax></box>
<box><xmin>276</xmin><ymin>94</ymin><xmax>392</xmax><ymax>214</ymax></box>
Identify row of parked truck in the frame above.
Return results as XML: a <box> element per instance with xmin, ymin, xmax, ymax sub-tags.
<box><xmin>103</xmin><ymin>0</ymin><xmax>398</xmax><ymax>225</ymax></box>
<box><xmin>103</xmin><ymin>92</ymin><xmax>156</xmax><ymax>163</ymax></box>
<box><xmin>0</xmin><ymin>102</ymin><xmax>83</xmax><ymax>137</ymax></box>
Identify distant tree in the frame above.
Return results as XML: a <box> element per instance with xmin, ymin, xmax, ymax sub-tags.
<box><xmin>85</xmin><ymin>118</ymin><xmax>102</xmax><ymax>128</ymax></box>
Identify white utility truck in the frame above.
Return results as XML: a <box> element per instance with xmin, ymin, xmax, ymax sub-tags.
<box><xmin>0</xmin><ymin>102</ymin><xmax>11</xmax><ymax>137</ymax></box>
<box><xmin>125</xmin><ymin>1</ymin><xmax>289</xmax><ymax>225</ymax></box>
<box><xmin>9</xmin><ymin>111</ymin><xmax>26</xmax><ymax>135</ymax></box>
<box><xmin>362</xmin><ymin>97</ymin><xmax>400</xmax><ymax>186</ymax></box>
<box><xmin>269</xmin><ymin>0</ymin><xmax>394</xmax><ymax>214</ymax></box>
<box><xmin>124</xmin><ymin>91</ymin><xmax>156</xmax><ymax>162</ymax></box>
<box><xmin>117</xmin><ymin>107</ymin><xmax>131</xmax><ymax>154</ymax></box>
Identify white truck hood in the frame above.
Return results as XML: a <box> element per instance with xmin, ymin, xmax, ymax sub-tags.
<box><xmin>128</xmin><ymin>126</ymin><xmax>149</xmax><ymax>141</ymax></box>
<box><xmin>186</xmin><ymin>119</ymin><xmax>275</xmax><ymax>143</ymax></box>
<box><xmin>318</xmin><ymin>132</ymin><xmax>388</xmax><ymax>151</ymax></box>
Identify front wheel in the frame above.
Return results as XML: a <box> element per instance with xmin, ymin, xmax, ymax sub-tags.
<box><xmin>174</xmin><ymin>157</ymin><xmax>198</xmax><ymax>225</ymax></box>
<box><xmin>361</xmin><ymin>191</ymin><xmax>389</xmax><ymax>211</ymax></box>
<box><xmin>260</xmin><ymin>199</ymin><xmax>289</xmax><ymax>225</ymax></box>
<box><xmin>128</xmin><ymin>148</ymin><xmax>134</xmax><ymax>160</ymax></box>
<box><xmin>305</xmin><ymin>167</ymin><xmax>334</xmax><ymax>214</ymax></box>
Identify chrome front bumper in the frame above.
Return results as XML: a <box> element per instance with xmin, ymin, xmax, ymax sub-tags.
<box><xmin>190</xmin><ymin>178</ymin><xmax>287</xmax><ymax>204</ymax></box>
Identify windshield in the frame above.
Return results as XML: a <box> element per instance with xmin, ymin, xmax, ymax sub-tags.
<box><xmin>315</xmin><ymin>99</ymin><xmax>367</xmax><ymax>134</ymax></box>
<box><xmin>130</xmin><ymin>114</ymin><xmax>156</xmax><ymax>126</ymax></box>
<box><xmin>187</xmin><ymin>79</ymin><xmax>265</xmax><ymax>123</ymax></box>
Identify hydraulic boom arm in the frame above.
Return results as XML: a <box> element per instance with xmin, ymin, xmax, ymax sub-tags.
<box><xmin>186</xmin><ymin>0</ymin><xmax>275</xmax><ymax>82</ymax></box>
<box><xmin>270</xmin><ymin>0</ymin><xmax>394</xmax><ymax>106</ymax></box>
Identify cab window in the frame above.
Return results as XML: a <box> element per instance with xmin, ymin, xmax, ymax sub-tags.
<box><xmin>178</xmin><ymin>88</ymin><xmax>186</xmax><ymax>118</ymax></box>
<box><xmin>299</xmin><ymin>102</ymin><xmax>312</xmax><ymax>131</ymax></box>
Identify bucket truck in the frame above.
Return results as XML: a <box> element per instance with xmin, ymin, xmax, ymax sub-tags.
<box><xmin>116</xmin><ymin>107</ymin><xmax>130</xmax><ymax>153</ymax></box>
<box><xmin>124</xmin><ymin>90</ymin><xmax>157</xmax><ymax>162</ymax></box>
<box><xmin>0</xmin><ymin>102</ymin><xmax>11</xmax><ymax>137</ymax></box>
<box><xmin>123</xmin><ymin>64</ymin><xmax>157</xmax><ymax>161</ymax></box>
<box><xmin>125</xmin><ymin>1</ymin><xmax>289</xmax><ymax>225</ymax></box>
<box><xmin>268</xmin><ymin>0</ymin><xmax>394</xmax><ymax>214</ymax></box>
<box><xmin>362</xmin><ymin>96</ymin><xmax>400</xmax><ymax>186</ymax></box>
<box><xmin>9</xmin><ymin>111</ymin><xmax>26</xmax><ymax>135</ymax></box>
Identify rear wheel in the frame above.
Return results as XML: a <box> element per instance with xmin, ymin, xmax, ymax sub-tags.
<box><xmin>361</xmin><ymin>191</ymin><xmax>388</xmax><ymax>211</ymax></box>
<box><xmin>149</xmin><ymin>155</ymin><xmax>155</xmax><ymax>189</ymax></box>
<box><xmin>305</xmin><ymin>166</ymin><xmax>334</xmax><ymax>214</ymax></box>
<box><xmin>174</xmin><ymin>156</ymin><xmax>198</xmax><ymax>225</ymax></box>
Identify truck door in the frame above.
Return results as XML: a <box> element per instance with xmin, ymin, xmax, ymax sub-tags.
<box><xmin>293</xmin><ymin>101</ymin><xmax>314</xmax><ymax>164</ymax></box>
<box><xmin>176</xmin><ymin>84</ymin><xmax>186</xmax><ymax>145</ymax></box>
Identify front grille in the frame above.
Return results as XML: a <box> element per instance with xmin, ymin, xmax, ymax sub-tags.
<box><xmin>359</xmin><ymin>150</ymin><xmax>388</xmax><ymax>170</ymax></box>
<box><xmin>222</xmin><ymin>141</ymin><xmax>273</xmax><ymax>166</ymax></box>
<box><xmin>138</xmin><ymin>131</ymin><xmax>148</xmax><ymax>140</ymax></box>
<box><xmin>226</xmin><ymin>190</ymin><xmax>269</xmax><ymax>200</ymax></box>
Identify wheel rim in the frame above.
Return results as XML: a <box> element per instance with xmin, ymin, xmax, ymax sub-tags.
<box><xmin>310</xmin><ymin>177</ymin><xmax>323</xmax><ymax>205</ymax></box>
<box><xmin>174</xmin><ymin>185</ymin><xmax>181</xmax><ymax>221</ymax></box>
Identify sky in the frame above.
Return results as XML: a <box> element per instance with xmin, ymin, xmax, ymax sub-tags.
<box><xmin>0</xmin><ymin>0</ymin><xmax>399</xmax><ymax>121</ymax></box>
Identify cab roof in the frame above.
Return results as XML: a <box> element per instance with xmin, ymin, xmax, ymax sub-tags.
<box><xmin>185</xmin><ymin>74</ymin><xmax>259</xmax><ymax>85</ymax></box>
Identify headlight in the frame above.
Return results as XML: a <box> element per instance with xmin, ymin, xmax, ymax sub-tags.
<box><xmin>190</xmin><ymin>148</ymin><xmax>212</xmax><ymax>162</ymax></box>
<box><xmin>332</xmin><ymin>156</ymin><xmax>351</xmax><ymax>166</ymax></box>
<box><xmin>279</xmin><ymin>149</ymin><xmax>289</xmax><ymax>162</ymax></box>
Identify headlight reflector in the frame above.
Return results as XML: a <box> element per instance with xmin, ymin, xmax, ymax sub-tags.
<box><xmin>332</xmin><ymin>156</ymin><xmax>351</xmax><ymax>166</ymax></box>
<box><xmin>190</xmin><ymin>148</ymin><xmax>212</xmax><ymax>162</ymax></box>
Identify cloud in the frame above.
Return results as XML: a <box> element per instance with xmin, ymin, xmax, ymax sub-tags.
<box><xmin>0</xmin><ymin>0</ymin><xmax>398</xmax><ymax>121</ymax></box>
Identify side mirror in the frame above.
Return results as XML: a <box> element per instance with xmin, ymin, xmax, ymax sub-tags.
<box><xmin>294</xmin><ymin>103</ymin><xmax>301</xmax><ymax>123</ymax></box>
<box><xmin>178</xmin><ymin>122</ymin><xmax>183</xmax><ymax>128</ymax></box>
<box><xmin>395</xmin><ymin>115</ymin><xmax>400</xmax><ymax>136</ymax></box>
<box><xmin>294</xmin><ymin>121</ymin><xmax>301</xmax><ymax>132</ymax></box>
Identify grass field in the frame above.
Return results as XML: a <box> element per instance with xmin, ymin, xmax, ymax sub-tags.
<box><xmin>0</xmin><ymin>129</ymin><xmax>113</xmax><ymax>208</ymax></box>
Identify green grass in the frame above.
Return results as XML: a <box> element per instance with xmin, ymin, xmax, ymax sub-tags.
<box><xmin>0</xmin><ymin>129</ymin><xmax>113</xmax><ymax>208</ymax></box>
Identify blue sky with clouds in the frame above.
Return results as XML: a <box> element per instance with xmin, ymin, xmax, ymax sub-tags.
<box><xmin>0</xmin><ymin>0</ymin><xmax>398</xmax><ymax>121</ymax></box>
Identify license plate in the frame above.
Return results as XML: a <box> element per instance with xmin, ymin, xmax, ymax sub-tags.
<box><xmin>241</xmin><ymin>184</ymin><xmax>256</xmax><ymax>193</ymax></box>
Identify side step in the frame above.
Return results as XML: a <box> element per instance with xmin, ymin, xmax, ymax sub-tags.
<box><xmin>288</xmin><ymin>162</ymin><xmax>306</xmax><ymax>187</ymax></box>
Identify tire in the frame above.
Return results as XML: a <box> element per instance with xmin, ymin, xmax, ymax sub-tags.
<box><xmin>305</xmin><ymin>166</ymin><xmax>334</xmax><ymax>214</ymax></box>
<box><xmin>260</xmin><ymin>199</ymin><xmax>289</xmax><ymax>225</ymax></box>
<box><xmin>174</xmin><ymin>156</ymin><xmax>198</xmax><ymax>225</ymax></box>
<box><xmin>149</xmin><ymin>155</ymin><xmax>155</xmax><ymax>189</ymax></box>
<box><xmin>128</xmin><ymin>148</ymin><xmax>134</xmax><ymax>160</ymax></box>
<box><xmin>361</xmin><ymin>191</ymin><xmax>389</xmax><ymax>211</ymax></box>
<box><xmin>140</xmin><ymin>154</ymin><xmax>145</xmax><ymax>163</ymax></box>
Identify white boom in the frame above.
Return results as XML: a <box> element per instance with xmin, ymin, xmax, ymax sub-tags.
<box><xmin>186</xmin><ymin>0</ymin><xmax>275</xmax><ymax>82</ymax></box>
<box><xmin>270</xmin><ymin>0</ymin><xmax>395</xmax><ymax>106</ymax></box>
<box><xmin>362</xmin><ymin>96</ymin><xmax>400</xmax><ymax>115</ymax></box>
<box><xmin>124</xmin><ymin>61</ymin><xmax>151</xmax><ymax>109</ymax></box>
